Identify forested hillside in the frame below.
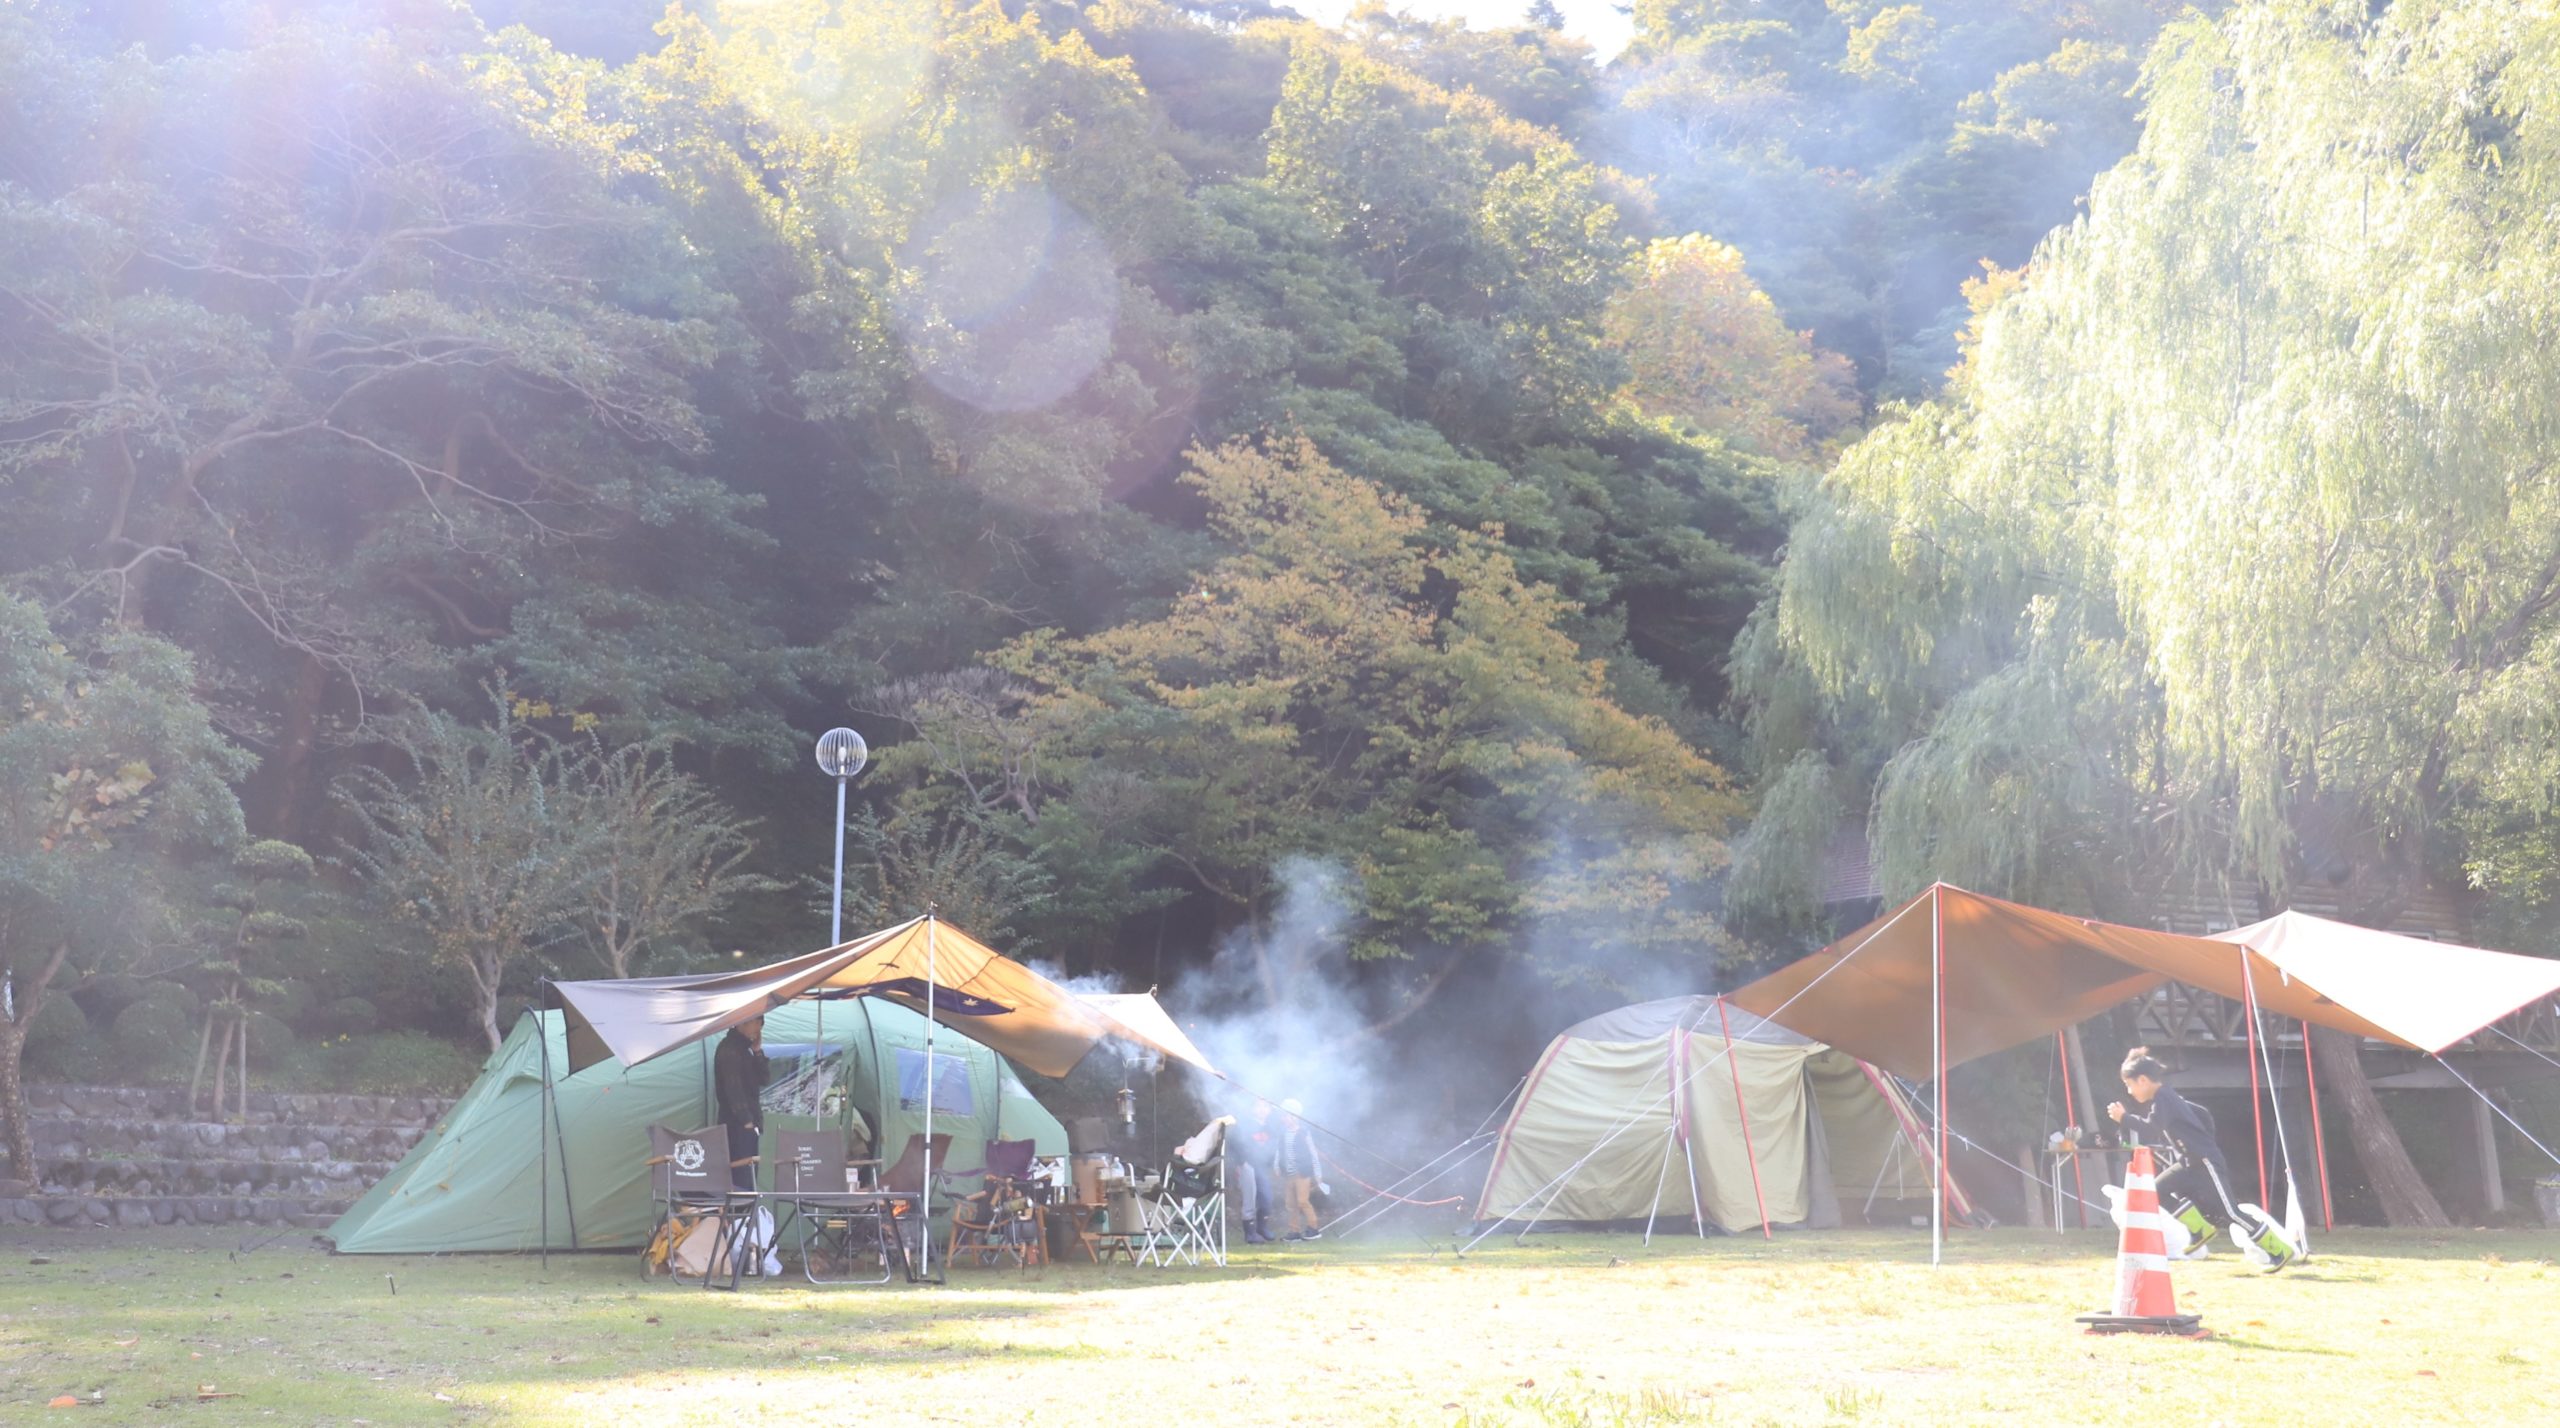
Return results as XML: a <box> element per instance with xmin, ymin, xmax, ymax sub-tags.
<box><xmin>15</xmin><ymin>0</ymin><xmax>2535</xmax><ymax>1198</ymax></box>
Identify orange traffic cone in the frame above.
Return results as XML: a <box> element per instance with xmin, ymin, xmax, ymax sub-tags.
<box><xmin>2075</xmin><ymin>1146</ymin><xmax>2207</xmax><ymax>1337</ymax></box>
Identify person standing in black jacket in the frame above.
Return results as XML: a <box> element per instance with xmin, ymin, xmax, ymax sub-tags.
<box><xmin>713</xmin><ymin>1015</ymin><xmax>769</xmax><ymax>1190</ymax></box>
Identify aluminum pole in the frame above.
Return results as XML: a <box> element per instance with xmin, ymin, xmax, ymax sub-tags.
<box><xmin>1931</xmin><ymin>883</ymin><xmax>1945</xmax><ymax>1269</ymax></box>
<box><xmin>920</xmin><ymin>912</ymin><xmax>937</xmax><ymax>1281</ymax></box>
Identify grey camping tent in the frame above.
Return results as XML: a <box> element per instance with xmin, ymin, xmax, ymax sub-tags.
<box><xmin>1477</xmin><ymin>997</ymin><xmax>1960</xmax><ymax>1231</ymax></box>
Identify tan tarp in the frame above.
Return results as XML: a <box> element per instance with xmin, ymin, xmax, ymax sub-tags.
<box><xmin>2211</xmin><ymin>911</ymin><xmax>2560</xmax><ymax>1055</ymax></box>
<box><xmin>1080</xmin><ymin>993</ymin><xmax>1222</xmax><ymax>1078</ymax></box>
<box><xmin>546</xmin><ymin>916</ymin><xmax>1217</xmax><ymax>1079</ymax></box>
<box><xmin>1476</xmin><ymin>998</ymin><xmax>1940</xmax><ymax>1231</ymax></box>
<box><xmin>1729</xmin><ymin>885</ymin><xmax>2560</xmax><ymax>1079</ymax></box>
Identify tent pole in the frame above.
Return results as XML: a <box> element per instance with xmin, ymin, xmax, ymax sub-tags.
<box><xmin>920</xmin><ymin>910</ymin><xmax>937</xmax><ymax>1283</ymax></box>
<box><xmin>1930</xmin><ymin>884</ymin><xmax>1945</xmax><ymax>1268</ymax></box>
<box><xmin>1716</xmin><ymin>997</ymin><xmax>1773</xmax><ymax>1240</ymax></box>
<box><xmin>2240</xmin><ymin>963</ymin><xmax>2268</xmax><ymax>1207</ymax></box>
<box><xmin>1643</xmin><ymin>1034</ymin><xmax>1682</xmax><ymax>1246</ymax></box>
<box><xmin>2054</xmin><ymin>1032</ymin><xmax>2088</xmax><ymax>1230</ymax></box>
<box><xmin>2301</xmin><ymin>1019</ymin><xmax>2334</xmax><ymax>1230</ymax></box>
<box><xmin>1642</xmin><ymin>1120</ymin><xmax>1677</xmax><ymax>1247</ymax></box>
<box><xmin>535</xmin><ymin>1009</ymin><xmax>549</xmax><ymax>1272</ymax></box>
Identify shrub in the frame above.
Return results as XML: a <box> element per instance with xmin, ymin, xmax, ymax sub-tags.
<box><xmin>111</xmin><ymin>996</ymin><xmax>193</xmax><ymax>1078</ymax></box>
<box><xmin>21</xmin><ymin>997</ymin><xmax>104</xmax><ymax>1082</ymax></box>
<box><xmin>332</xmin><ymin>1032</ymin><xmax>482</xmax><ymax>1096</ymax></box>
<box><xmin>243</xmin><ymin>1009</ymin><xmax>295</xmax><ymax>1062</ymax></box>
<box><xmin>315</xmin><ymin>996</ymin><xmax>379</xmax><ymax>1035</ymax></box>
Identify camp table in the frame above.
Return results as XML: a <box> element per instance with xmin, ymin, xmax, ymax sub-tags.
<box><xmin>2045</xmin><ymin>1148</ymin><xmax>2119</xmax><ymax>1232</ymax></box>
<box><xmin>755</xmin><ymin>1188</ymin><xmax>925</xmax><ymax>1284</ymax></box>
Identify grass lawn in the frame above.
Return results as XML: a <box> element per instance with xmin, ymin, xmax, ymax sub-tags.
<box><xmin>4</xmin><ymin>1223</ymin><xmax>2555</xmax><ymax>1425</ymax></box>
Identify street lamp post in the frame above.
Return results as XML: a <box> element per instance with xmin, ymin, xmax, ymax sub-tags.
<box><xmin>815</xmin><ymin>727</ymin><xmax>869</xmax><ymax>946</ymax></box>
<box><xmin>813</xmin><ymin>728</ymin><xmax>868</xmax><ymax>1170</ymax></box>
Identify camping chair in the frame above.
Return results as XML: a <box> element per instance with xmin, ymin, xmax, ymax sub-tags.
<box><xmin>1137</xmin><ymin>1118</ymin><xmax>1229</xmax><ymax>1268</ymax></box>
<box><xmin>644</xmin><ymin>1124</ymin><xmax>760</xmax><ymax>1290</ymax></box>
<box><xmin>944</xmin><ymin>1138</ymin><xmax>1047</xmax><ymax>1269</ymax></box>
<box><xmin>769</xmin><ymin>1129</ymin><xmax>898</xmax><ymax>1286</ymax></box>
<box><xmin>877</xmin><ymin>1132</ymin><xmax>952</xmax><ymax>1279</ymax></box>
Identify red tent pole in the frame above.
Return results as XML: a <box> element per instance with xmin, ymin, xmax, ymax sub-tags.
<box><xmin>1931</xmin><ymin>885</ymin><xmax>1947</xmax><ymax>1266</ymax></box>
<box><xmin>2241</xmin><ymin>965</ymin><xmax>2268</xmax><ymax>1207</ymax></box>
<box><xmin>2301</xmin><ymin>1018</ymin><xmax>2334</xmax><ymax>1230</ymax></box>
<box><xmin>1715</xmin><ymin>996</ymin><xmax>1773</xmax><ymax>1240</ymax></box>
<box><xmin>2055</xmin><ymin>1031</ymin><xmax>2088</xmax><ymax>1230</ymax></box>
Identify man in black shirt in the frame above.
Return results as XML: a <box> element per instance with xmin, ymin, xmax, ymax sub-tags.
<box><xmin>713</xmin><ymin>1015</ymin><xmax>769</xmax><ymax>1190</ymax></box>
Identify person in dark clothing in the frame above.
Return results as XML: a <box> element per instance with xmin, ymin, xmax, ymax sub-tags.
<box><xmin>1236</xmin><ymin>1099</ymin><xmax>1278</xmax><ymax>1244</ymax></box>
<box><xmin>2109</xmin><ymin>1048</ymin><xmax>2294</xmax><ymax>1270</ymax></box>
<box><xmin>713</xmin><ymin>1015</ymin><xmax>769</xmax><ymax>1190</ymax></box>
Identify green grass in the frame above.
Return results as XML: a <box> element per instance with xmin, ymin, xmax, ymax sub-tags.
<box><xmin>4</xmin><ymin>1226</ymin><xmax>2556</xmax><ymax>1425</ymax></box>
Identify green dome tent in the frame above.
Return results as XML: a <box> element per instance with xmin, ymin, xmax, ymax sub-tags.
<box><xmin>1477</xmin><ymin>996</ymin><xmax>1962</xmax><ymax>1233</ymax></box>
<box><xmin>326</xmin><ymin>998</ymin><xmax>1066</xmax><ymax>1254</ymax></box>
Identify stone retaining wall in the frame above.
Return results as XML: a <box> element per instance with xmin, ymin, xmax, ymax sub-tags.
<box><xmin>5</xmin><ymin>1083</ymin><xmax>457</xmax><ymax>1232</ymax></box>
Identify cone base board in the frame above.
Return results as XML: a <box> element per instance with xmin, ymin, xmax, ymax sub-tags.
<box><xmin>2076</xmin><ymin>1313</ymin><xmax>2209</xmax><ymax>1338</ymax></box>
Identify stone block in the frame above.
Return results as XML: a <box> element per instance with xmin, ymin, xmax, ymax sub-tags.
<box><xmin>113</xmin><ymin>1200</ymin><xmax>155</xmax><ymax>1229</ymax></box>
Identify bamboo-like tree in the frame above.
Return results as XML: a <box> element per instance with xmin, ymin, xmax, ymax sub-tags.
<box><xmin>574</xmin><ymin>740</ymin><xmax>776</xmax><ymax>978</ymax></box>
<box><xmin>337</xmin><ymin>703</ymin><xmax>598</xmax><ymax>1053</ymax></box>
<box><xmin>188</xmin><ymin>841</ymin><xmax>314</xmax><ymax>1119</ymax></box>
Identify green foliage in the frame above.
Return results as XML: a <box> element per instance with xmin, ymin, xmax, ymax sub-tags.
<box><xmin>1603</xmin><ymin>0</ymin><xmax>2221</xmax><ymax>394</ymax></box>
<box><xmin>110</xmin><ymin>995</ymin><xmax>193</xmax><ymax>1078</ymax></box>
<box><xmin>1736</xmin><ymin>0</ymin><xmax>2560</xmax><ymax>938</ymax></box>
<box><xmin>20</xmin><ymin>995</ymin><xmax>99</xmax><ymax>1082</ymax></box>
<box><xmin>337</xmin><ymin>698</ymin><xmax>600</xmax><ymax>1052</ymax></box>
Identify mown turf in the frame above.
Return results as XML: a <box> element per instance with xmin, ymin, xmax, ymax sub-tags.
<box><xmin>3</xmin><ymin>1224</ymin><xmax>2554</xmax><ymax>1425</ymax></box>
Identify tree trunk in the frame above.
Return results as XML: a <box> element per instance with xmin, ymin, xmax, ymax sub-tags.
<box><xmin>0</xmin><ymin>1014</ymin><xmax>32</xmax><ymax>1187</ymax></box>
<box><xmin>2309</xmin><ymin>1022</ymin><xmax>2448</xmax><ymax>1227</ymax></box>
<box><xmin>478</xmin><ymin>984</ymin><xmax>503</xmax><ymax>1055</ymax></box>
<box><xmin>1</xmin><ymin>945</ymin><xmax>69</xmax><ymax>1184</ymax></box>
<box><xmin>259</xmin><ymin>654</ymin><xmax>330</xmax><ymax>842</ymax></box>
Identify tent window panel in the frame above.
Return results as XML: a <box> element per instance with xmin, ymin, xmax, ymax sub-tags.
<box><xmin>895</xmin><ymin>1048</ymin><xmax>975</xmax><ymax>1117</ymax></box>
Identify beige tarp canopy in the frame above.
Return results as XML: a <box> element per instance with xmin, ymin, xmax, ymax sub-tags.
<box><xmin>544</xmin><ymin>915</ymin><xmax>1220</xmax><ymax>1079</ymax></box>
<box><xmin>1477</xmin><ymin>997</ymin><xmax>1959</xmax><ymax>1232</ymax></box>
<box><xmin>1728</xmin><ymin>885</ymin><xmax>2560</xmax><ymax>1080</ymax></box>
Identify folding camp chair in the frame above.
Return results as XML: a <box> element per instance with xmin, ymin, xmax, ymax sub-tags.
<box><xmin>770</xmin><ymin>1129</ymin><xmax>899</xmax><ymax>1285</ymax></box>
<box><xmin>1138</xmin><ymin>1125</ymin><xmax>1228</xmax><ymax>1268</ymax></box>
<box><xmin>945</xmin><ymin>1138</ymin><xmax>1047</xmax><ymax>1269</ymax></box>
<box><xmin>877</xmin><ymin>1132</ymin><xmax>951</xmax><ymax>1281</ymax></box>
<box><xmin>644</xmin><ymin>1124</ymin><xmax>760</xmax><ymax>1290</ymax></box>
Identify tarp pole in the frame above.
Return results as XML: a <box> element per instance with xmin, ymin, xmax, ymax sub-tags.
<box><xmin>1643</xmin><ymin>1034</ymin><xmax>1683</xmax><ymax>1246</ymax></box>
<box><xmin>2301</xmin><ymin>1019</ymin><xmax>2333</xmax><ymax>1230</ymax></box>
<box><xmin>1930</xmin><ymin>884</ymin><xmax>1945</xmax><ymax>1268</ymax></box>
<box><xmin>2241</xmin><ymin>964</ymin><xmax>2268</xmax><ymax>1207</ymax></box>
<box><xmin>920</xmin><ymin>910</ymin><xmax>937</xmax><ymax>1282</ymax></box>
<box><xmin>535</xmin><ymin>1009</ymin><xmax>550</xmax><ymax>1272</ymax></box>
<box><xmin>1716</xmin><ymin>996</ymin><xmax>1773</xmax><ymax>1240</ymax></box>
<box><xmin>2055</xmin><ymin>1031</ymin><xmax>2088</xmax><ymax>1230</ymax></box>
<box><xmin>1683</xmin><ymin>1130</ymin><xmax>1706</xmax><ymax>1241</ymax></box>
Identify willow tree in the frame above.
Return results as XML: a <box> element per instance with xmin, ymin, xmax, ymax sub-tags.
<box><xmin>1737</xmin><ymin>1</ymin><xmax>2560</xmax><ymax>1224</ymax></box>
